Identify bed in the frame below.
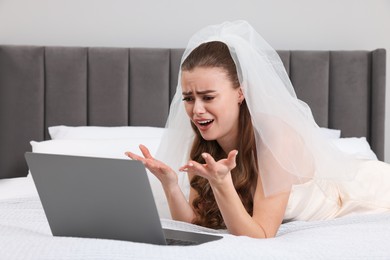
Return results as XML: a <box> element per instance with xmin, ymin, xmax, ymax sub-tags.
<box><xmin>0</xmin><ymin>45</ymin><xmax>389</xmax><ymax>259</ymax></box>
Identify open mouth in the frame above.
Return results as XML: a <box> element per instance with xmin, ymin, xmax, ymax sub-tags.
<box><xmin>198</xmin><ymin>119</ymin><xmax>214</xmax><ymax>126</ymax></box>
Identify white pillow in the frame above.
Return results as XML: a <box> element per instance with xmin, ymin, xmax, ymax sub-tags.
<box><xmin>30</xmin><ymin>138</ymin><xmax>161</xmax><ymax>160</ymax></box>
<box><xmin>320</xmin><ymin>127</ymin><xmax>341</xmax><ymax>139</ymax></box>
<box><xmin>331</xmin><ymin>137</ymin><xmax>378</xmax><ymax>160</ymax></box>
<box><xmin>30</xmin><ymin>138</ymin><xmax>171</xmax><ymax>219</ymax></box>
<box><xmin>51</xmin><ymin>125</ymin><xmax>339</xmax><ymax>140</ymax></box>
<box><xmin>49</xmin><ymin>125</ymin><xmax>165</xmax><ymax>140</ymax></box>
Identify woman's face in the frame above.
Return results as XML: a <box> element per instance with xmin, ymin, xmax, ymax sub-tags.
<box><xmin>181</xmin><ymin>67</ymin><xmax>243</xmax><ymax>150</ymax></box>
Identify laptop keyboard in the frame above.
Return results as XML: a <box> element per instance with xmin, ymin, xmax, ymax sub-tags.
<box><xmin>165</xmin><ymin>238</ymin><xmax>198</xmax><ymax>246</ymax></box>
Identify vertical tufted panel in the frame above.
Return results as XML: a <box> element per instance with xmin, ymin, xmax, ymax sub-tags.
<box><xmin>45</xmin><ymin>47</ymin><xmax>88</xmax><ymax>138</ymax></box>
<box><xmin>129</xmin><ymin>49</ymin><xmax>170</xmax><ymax>126</ymax></box>
<box><xmin>0</xmin><ymin>46</ymin><xmax>44</xmax><ymax>178</ymax></box>
<box><xmin>329</xmin><ymin>51</ymin><xmax>370</xmax><ymax>138</ymax></box>
<box><xmin>276</xmin><ymin>50</ymin><xmax>291</xmax><ymax>76</ymax></box>
<box><xmin>290</xmin><ymin>51</ymin><xmax>330</xmax><ymax>127</ymax></box>
<box><xmin>169</xmin><ymin>49</ymin><xmax>184</xmax><ymax>103</ymax></box>
<box><xmin>371</xmin><ymin>49</ymin><xmax>386</xmax><ymax>160</ymax></box>
<box><xmin>88</xmin><ymin>48</ymin><xmax>129</xmax><ymax>126</ymax></box>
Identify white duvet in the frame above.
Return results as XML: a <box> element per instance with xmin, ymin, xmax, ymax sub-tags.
<box><xmin>1</xmin><ymin>193</ymin><xmax>390</xmax><ymax>259</ymax></box>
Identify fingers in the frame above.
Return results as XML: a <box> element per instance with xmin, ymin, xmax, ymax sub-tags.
<box><xmin>179</xmin><ymin>160</ymin><xmax>208</xmax><ymax>177</ymax></box>
<box><xmin>124</xmin><ymin>144</ymin><xmax>154</xmax><ymax>161</ymax></box>
<box><xmin>200</xmin><ymin>151</ymin><xmax>237</xmax><ymax>171</ymax></box>
<box><xmin>125</xmin><ymin>151</ymin><xmax>144</xmax><ymax>162</ymax></box>
<box><xmin>179</xmin><ymin>150</ymin><xmax>238</xmax><ymax>177</ymax></box>
<box><xmin>201</xmin><ymin>152</ymin><xmax>216</xmax><ymax>167</ymax></box>
<box><xmin>181</xmin><ymin>153</ymin><xmax>217</xmax><ymax>173</ymax></box>
<box><xmin>179</xmin><ymin>160</ymin><xmax>200</xmax><ymax>172</ymax></box>
<box><xmin>137</xmin><ymin>145</ymin><xmax>162</xmax><ymax>169</ymax></box>
<box><xmin>139</xmin><ymin>144</ymin><xmax>154</xmax><ymax>159</ymax></box>
<box><xmin>226</xmin><ymin>150</ymin><xmax>238</xmax><ymax>169</ymax></box>
<box><xmin>179</xmin><ymin>153</ymin><xmax>216</xmax><ymax>177</ymax></box>
<box><xmin>126</xmin><ymin>150</ymin><xmax>161</xmax><ymax>175</ymax></box>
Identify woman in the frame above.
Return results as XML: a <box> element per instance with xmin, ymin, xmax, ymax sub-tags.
<box><xmin>126</xmin><ymin>21</ymin><xmax>390</xmax><ymax>238</ymax></box>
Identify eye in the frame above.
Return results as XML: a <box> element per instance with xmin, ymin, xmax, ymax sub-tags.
<box><xmin>182</xmin><ymin>96</ymin><xmax>194</xmax><ymax>102</ymax></box>
<box><xmin>203</xmin><ymin>96</ymin><xmax>215</xmax><ymax>101</ymax></box>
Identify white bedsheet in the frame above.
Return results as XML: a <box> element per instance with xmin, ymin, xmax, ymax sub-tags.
<box><xmin>1</xmin><ymin>194</ymin><xmax>390</xmax><ymax>259</ymax></box>
<box><xmin>0</xmin><ymin>175</ymin><xmax>38</xmax><ymax>200</ymax></box>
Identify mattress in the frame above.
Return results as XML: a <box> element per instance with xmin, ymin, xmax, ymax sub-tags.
<box><xmin>1</xmin><ymin>177</ymin><xmax>389</xmax><ymax>259</ymax></box>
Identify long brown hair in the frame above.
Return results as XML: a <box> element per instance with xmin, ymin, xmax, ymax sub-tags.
<box><xmin>181</xmin><ymin>41</ymin><xmax>258</xmax><ymax>229</ymax></box>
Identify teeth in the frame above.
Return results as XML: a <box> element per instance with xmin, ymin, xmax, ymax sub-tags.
<box><xmin>198</xmin><ymin>119</ymin><xmax>213</xmax><ymax>125</ymax></box>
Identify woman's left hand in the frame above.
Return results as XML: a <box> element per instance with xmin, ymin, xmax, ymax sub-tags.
<box><xmin>179</xmin><ymin>150</ymin><xmax>238</xmax><ymax>187</ymax></box>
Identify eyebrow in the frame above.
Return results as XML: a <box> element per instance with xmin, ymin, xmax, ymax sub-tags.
<box><xmin>182</xmin><ymin>90</ymin><xmax>216</xmax><ymax>95</ymax></box>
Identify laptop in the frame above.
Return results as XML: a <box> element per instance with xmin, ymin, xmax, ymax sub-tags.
<box><xmin>25</xmin><ymin>152</ymin><xmax>223</xmax><ymax>246</ymax></box>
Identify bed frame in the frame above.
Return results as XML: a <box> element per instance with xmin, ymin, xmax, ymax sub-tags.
<box><xmin>0</xmin><ymin>46</ymin><xmax>386</xmax><ymax>179</ymax></box>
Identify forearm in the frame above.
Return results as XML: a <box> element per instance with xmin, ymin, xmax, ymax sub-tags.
<box><xmin>211</xmin><ymin>179</ymin><xmax>267</xmax><ymax>238</ymax></box>
<box><xmin>163</xmin><ymin>184</ymin><xmax>195</xmax><ymax>223</ymax></box>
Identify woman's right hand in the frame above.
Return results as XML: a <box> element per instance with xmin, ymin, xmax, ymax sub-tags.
<box><xmin>125</xmin><ymin>144</ymin><xmax>178</xmax><ymax>188</ymax></box>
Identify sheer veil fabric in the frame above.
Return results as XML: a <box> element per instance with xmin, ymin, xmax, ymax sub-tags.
<box><xmin>156</xmin><ymin>20</ymin><xmax>358</xmax><ymax>198</ymax></box>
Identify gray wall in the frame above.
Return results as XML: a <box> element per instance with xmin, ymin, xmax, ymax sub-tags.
<box><xmin>1</xmin><ymin>0</ymin><xmax>390</xmax><ymax>162</ymax></box>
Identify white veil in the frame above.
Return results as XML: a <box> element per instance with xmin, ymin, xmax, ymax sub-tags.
<box><xmin>155</xmin><ymin>20</ymin><xmax>358</xmax><ymax>198</ymax></box>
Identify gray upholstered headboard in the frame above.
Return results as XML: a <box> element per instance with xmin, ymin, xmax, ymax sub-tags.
<box><xmin>0</xmin><ymin>46</ymin><xmax>386</xmax><ymax>179</ymax></box>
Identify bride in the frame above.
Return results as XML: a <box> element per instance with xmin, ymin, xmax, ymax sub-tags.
<box><xmin>126</xmin><ymin>20</ymin><xmax>390</xmax><ymax>238</ymax></box>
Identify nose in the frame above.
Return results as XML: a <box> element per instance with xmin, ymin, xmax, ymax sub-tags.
<box><xmin>193</xmin><ymin>99</ymin><xmax>205</xmax><ymax>115</ymax></box>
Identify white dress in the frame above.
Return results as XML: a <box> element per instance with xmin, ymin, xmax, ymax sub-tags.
<box><xmin>284</xmin><ymin>160</ymin><xmax>390</xmax><ymax>221</ymax></box>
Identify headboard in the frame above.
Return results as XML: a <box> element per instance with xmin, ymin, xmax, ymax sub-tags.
<box><xmin>0</xmin><ymin>46</ymin><xmax>386</xmax><ymax>179</ymax></box>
